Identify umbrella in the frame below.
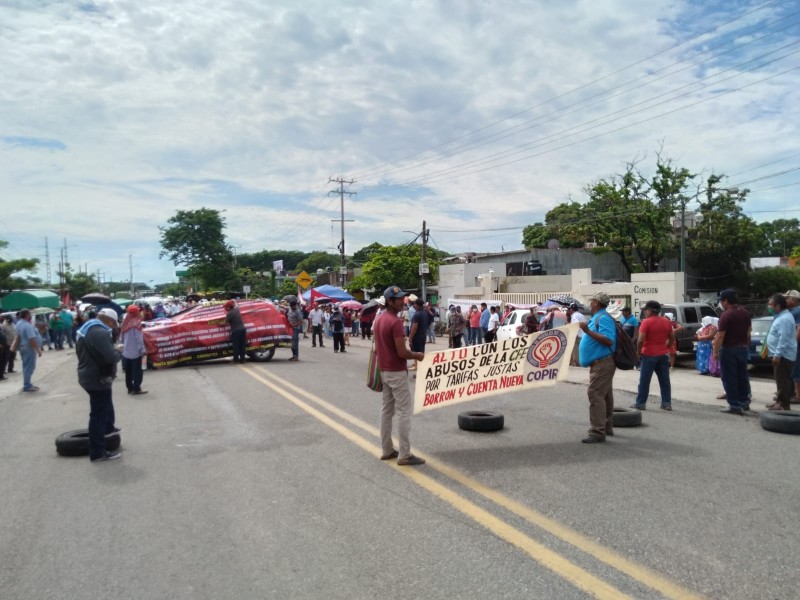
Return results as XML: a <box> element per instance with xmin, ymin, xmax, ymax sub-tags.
<box><xmin>186</xmin><ymin>293</ymin><xmax>202</xmax><ymax>302</ymax></box>
<box><xmin>283</xmin><ymin>294</ymin><xmax>299</xmax><ymax>304</ymax></box>
<box><xmin>30</xmin><ymin>307</ymin><xmax>54</xmax><ymax>316</ymax></box>
<box><xmin>340</xmin><ymin>300</ymin><xmax>363</xmax><ymax>310</ymax></box>
<box><xmin>360</xmin><ymin>298</ymin><xmax>383</xmax><ymax>317</ymax></box>
<box><xmin>81</xmin><ymin>292</ymin><xmax>111</xmax><ymax>304</ymax></box>
<box><xmin>548</xmin><ymin>294</ymin><xmax>581</xmax><ymax>308</ymax></box>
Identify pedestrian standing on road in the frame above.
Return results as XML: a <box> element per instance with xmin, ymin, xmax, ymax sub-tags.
<box><xmin>713</xmin><ymin>289</ymin><xmax>752</xmax><ymax>415</ymax></box>
<box><xmin>76</xmin><ymin>308</ymin><xmax>122</xmax><ymax>462</ymax></box>
<box><xmin>286</xmin><ymin>300</ymin><xmax>304</xmax><ymax>361</ymax></box>
<box><xmin>224</xmin><ymin>300</ymin><xmax>247</xmax><ymax>364</ymax></box>
<box><xmin>374</xmin><ymin>285</ymin><xmax>425</xmax><ymax>466</ymax></box>
<box><xmin>479</xmin><ymin>302</ymin><xmax>490</xmax><ymax>343</ymax></box>
<box><xmin>343</xmin><ymin>308</ymin><xmax>353</xmax><ymax>347</ymax></box>
<box><xmin>694</xmin><ymin>316</ymin><xmax>718</xmax><ymax>375</ymax></box>
<box><xmin>665</xmin><ymin>313</ymin><xmax>683</xmax><ymax>369</ymax></box>
<box><xmin>631</xmin><ymin>300</ymin><xmax>675</xmax><ymax>411</ymax></box>
<box><xmin>2</xmin><ymin>316</ymin><xmax>17</xmax><ymax>374</ymax></box>
<box><xmin>782</xmin><ymin>289</ymin><xmax>800</xmax><ymax>403</ymax></box>
<box><xmin>330</xmin><ymin>307</ymin><xmax>346</xmax><ymax>353</ymax></box>
<box><xmin>120</xmin><ymin>305</ymin><xmax>148</xmax><ymax>395</ymax></box>
<box><xmin>484</xmin><ymin>306</ymin><xmax>500</xmax><ymax>343</ymax></box>
<box><xmin>577</xmin><ymin>292</ymin><xmax>617</xmax><ymax>443</ymax></box>
<box><xmin>765</xmin><ymin>293</ymin><xmax>796</xmax><ymax>411</ymax></box>
<box><xmin>0</xmin><ymin>324</ymin><xmax>8</xmax><ymax>381</ymax></box>
<box><xmin>15</xmin><ymin>309</ymin><xmax>42</xmax><ymax>392</ymax></box>
<box><xmin>310</xmin><ymin>304</ymin><xmax>325</xmax><ymax>347</ymax></box>
<box><xmin>566</xmin><ymin>303</ymin><xmax>587</xmax><ymax>366</ymax></box>
<box><xmin>408</xmin><ymin>298</ymin><xmax>429</xmax><ymax>371</ymax></box>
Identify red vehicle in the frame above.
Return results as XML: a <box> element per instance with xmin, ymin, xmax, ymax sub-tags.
<box><xmin>143</xmin><ymin>299</ymin><xmax>292</xmax><ymax>368</ymax></box>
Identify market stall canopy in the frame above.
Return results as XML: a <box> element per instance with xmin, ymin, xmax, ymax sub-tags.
<box><xmin>1</xmin><ymin>290</ymin><xmax>60</xmax><ymax>311</ymax></box>
<box><xmin>81</xmin><ymin>292</ymin><xmax>112</xmax><ymax>304</ymax></box>
<box><xmin>301</xmin><ymin>285</ymin><xmax>354</xmax><ymax>303</ymax></box>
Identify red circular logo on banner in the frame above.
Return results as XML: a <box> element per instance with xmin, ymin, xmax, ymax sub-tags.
<box><xmin>527</xmin><ymin>331</ymin><xmax>568</xmax><ymax>368</ymax></box>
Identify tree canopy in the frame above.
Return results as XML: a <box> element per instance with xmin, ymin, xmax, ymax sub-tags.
<box><xmin>0</xmin><ymin>241</ymin><xmax>40</xmax><ymax>291</ymax></box>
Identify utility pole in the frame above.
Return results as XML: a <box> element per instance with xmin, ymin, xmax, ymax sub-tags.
<box><xmin>328</xmin><ymin>177</ymin><xmax>356</xmax><ymax>287</ymax></box>
<box><xmin>420</xmin><ymin>221</ymin><xmax>430</xmax><ymax>301</ymax></box>
<box><xmin>129</xmin><ymin>254</ymin><xmax>134</xmax><ymax>296</ymax></box>
<box><xmin>44</xmin><ymin>237</ymin><xmax>51</xmax><ymax>285</ymax></box>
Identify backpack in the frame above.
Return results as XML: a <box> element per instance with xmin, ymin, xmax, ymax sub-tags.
<box><xmin>606</xmin><ymin>316</ymin><xmax>636</xmax><ymax>370</ymax></box>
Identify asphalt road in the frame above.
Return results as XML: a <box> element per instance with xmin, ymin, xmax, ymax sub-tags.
<box><xmin>1</xmin><ymin>339</ymin><xmax>797</xmax><ymax>600</ymax></box>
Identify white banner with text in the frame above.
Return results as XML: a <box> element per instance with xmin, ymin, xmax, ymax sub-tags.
<box><xmin>413</xmin><ymin>325</ymin><xmax>579</xmax><ymax>414</ymax></box>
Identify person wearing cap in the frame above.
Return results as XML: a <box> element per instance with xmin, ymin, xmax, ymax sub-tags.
<box><xmin>566</xmin><ymin>303</ymin><xmax>586</xmax><ymax>366</ymax></box>
<box><xmin>713</xmin><ymin>289</ymin><xmax>752</xmax><ymax>414</ymax></box>
<box><xmin>374</xmin><ymin>285</ymin><xmax>425</xmax><ymax>466</ymax></box>
<box><xmin>15</xmin><ymin>309</ymin><xmax>42</xmax><ymax>392</ymax></box>
<box><xmin>330</xmin><ymin>306</ymin><xmax>346</xmax><ymax>353</ymax></box>
<box><xmin>224</xmin><ymin>299</ymin><xmax>248</xmax><ymax>364</ymax></box>
<box><xmin>577</xmin><ymin>292</ymin><xmax>617</xmax><ymax>443</ymax></box>
<box><xmin>76</xmin><ymin>308</ymin><xmax>122</xmax><ymax>462</ymax></box>
<box><xmin>765</xmin><ymin>293</ymin><xmax>796</xmax><ymax>411</ymax></box>
<box><xmin>286</xmin><ymin>300</ymin><xmax>304</xmax><ymax>361</ymax></box>
<box><xmin>120</xmin><ymin>305</ymin><xmax>148</xmax><ymax>395</ymax></box>
<box><xmin>631</xmin><ymin>300</ymin><xmax>675</xmax><ymax>411</ymax></box>
<box><xmin>783</xmin><ymin>290</ymin><xmax>800</xmax><ymax>402</ymax></box>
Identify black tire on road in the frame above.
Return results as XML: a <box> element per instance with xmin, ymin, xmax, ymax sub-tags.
<box><xmin>759</xmin><ymin>410</ymin><xmax>800</xmax><ymax>435</ymax></box>
<box><xmin>55</xmin><ymin>429</ymin><xmax>121</xmax><ymax>457</ymax></box>
<box><xmin>612</xmin><ymin>407</ymin><xmax>643</xmax><ymax>427</ymax></box>
<box><xmin>458</xmin><ymin>411</ymin><xmax>504</xmax><ymax>432</ymax></box>
<box><xmin>247</xmin><ymin>347</ymin><xmax>276</xmax><ymax>362</ymax></box>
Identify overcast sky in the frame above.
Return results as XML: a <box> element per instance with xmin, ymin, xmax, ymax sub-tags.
<box><xmin>1</xmin><ymin>0</ymin><xmax>798</xmax><ymax>286</ymax></box>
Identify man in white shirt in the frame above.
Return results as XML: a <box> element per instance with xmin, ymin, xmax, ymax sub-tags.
<box><xmin>485</xmin><ymin>306</ymin><xmax>500</xmax><ymax>343</ymax></box>
<box><xmin>567</xmin><ymin>303</ymin><xmax>587</xmax><ymax>366</ymax></box>
<box><xmin>310</xmin><ymin>304</ymin><xmax>325</xmax><ymax>348</ymax></box>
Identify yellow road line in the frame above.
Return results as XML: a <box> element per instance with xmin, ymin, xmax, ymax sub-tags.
<box><xmin>242</xmin><ymin>366</ymin><xmax>632</xmax><ymax>600</ymax></box>
<box><xmin>254</xmin><ymin>367</ymin><xmax>707</xmax><ymax>600</ymax></box>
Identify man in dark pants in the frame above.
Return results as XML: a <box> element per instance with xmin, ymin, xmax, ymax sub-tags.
<box><xmin>713</xmin><ymin>289</ymin><xmax>752</xmax><ymax>415</ymax></box>
<box><xmin>408</xmin><ymin>297</ymin><xmax>429</xmax><ymax>370</ymax></box>
<box><xmin>286</xmin><ymin>300</ymin><xmax>303</xmax><ymax>361</ymax></box>
<box><xmin>330</xmin><ymin>307</ymin><xmax>346</xmax><ymax>352</ymax></box>
<box><xmin>224</xmin><ymin>300</ymin><xmax>247</xmax><ymax>363</ymax></box>
<box><xmin>578</xmin><ymin>292</ymin><xmax>617</xmax><ymax>443</ymax></box>
<box><xmin>76</xmin><ymin>308</ymin><xmax>122</xmax><ymax>462</ymax></box>
<box><xmin>765</xmin><ymin>292</ymin><xmax>796</xmax><ymax>411</ymax></box>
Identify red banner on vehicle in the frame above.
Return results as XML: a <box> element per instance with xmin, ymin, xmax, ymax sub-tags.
<box><xmin>143</xmin><ymin>300</ymin><xmax>292</xmax><ymax>368</ymax></box>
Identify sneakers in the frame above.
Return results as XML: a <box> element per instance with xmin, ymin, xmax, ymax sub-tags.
<box><xmin>105</xmin><ymin>427</ymin><xmax>122</xmax><ymax>438</ymax></box>
<box><xmin>288</xmin><ymin>356</ymin><xmax>299</xmax><ymax>362</ymax></box>
<box><xmin>23</xmin><ymin>386</ymin><xmax>40</xmax><ymax>392</ymax></box>
<box><xmin>629</xmin><ymin>403</ymin><xmax>646</xmax><ymax>410</ymax></box>
<box><xmin>131</xmin><ymin>390</ymin><xmax>149</xmax><ymax>395</ymax></box>
<box><xmin>581</xmin><ymin>433</ymin><xmax>606</xmax><ymax>443</ymax></box>
<box><xmin>397</xmin><ymin>455</ymin><xmax>425</xmax><ymax>466</ymax></box>
<box><xmin>660</xmin><ymin>405</ymin><xmax>673</xmax><ymax>411</ymax></box>
<box><xmin>719</xmin><ymin>408</ymin><xmax>744</xmax><ymax>415</ymax></box>
<box><xmin>380</xmin><ymin>450</ymin><xmax>399</xmax><ymax>460</ymax></box>
<box><xmin>91</xmin><ymin>451</ymin><xmax>121</xmax><ymax>462</ymax></box>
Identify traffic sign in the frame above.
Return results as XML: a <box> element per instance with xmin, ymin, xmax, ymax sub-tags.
<box><xmin>295</xmin><ymin>271</ymin><xmax>313</xmax><ymax>289</ymax></box>
<box><xmin>176</xmin><ymin>270</ymin><xmax>190</xmax><ymax>277</ymax></box>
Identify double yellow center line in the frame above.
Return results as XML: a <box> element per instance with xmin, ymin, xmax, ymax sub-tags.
<box><xmin>242</xmin><ymin>365</ymin><xmax>705</xmax><ymax>600</ymax></box>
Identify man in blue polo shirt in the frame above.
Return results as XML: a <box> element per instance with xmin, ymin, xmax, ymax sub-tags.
<box><xmin>578</xmin><ymin>292</ymin><xmax>617</xmax><ymax>443</ymax></box>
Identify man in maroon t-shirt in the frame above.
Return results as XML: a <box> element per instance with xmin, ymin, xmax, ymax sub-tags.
<box><xmin>373</xmin><ymin>285</ymin><xmax>426</xmax><ymax>466</ymax></box>
<box><xmin>713</xmin><ymin>289</ymin><xmax>752</xmax><ymax>414</ymax></box>
<box><xmin>632</xmin><ymin>300</ymin><xmax>675</xmax><ymax>411</ymax></box>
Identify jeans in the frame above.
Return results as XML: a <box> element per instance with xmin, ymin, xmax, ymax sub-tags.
<box><xmin>231</xmin><ymin>329</ymin><xmax>247</xmax><ymax>362</ymax></box>
<box><xmin>352</xmin><ymin>321</ymin><xmax>360</xmax><ymax>336</ymax></box>
<box><xmin>52</xmin><ymin>329</ymin><xmax>64</xmax><ymax>350</ymax></box>
<box><xmin>20</xmin><ymin>348</ymin><xmax>37</xmax><ymax>389</ymax></box>
<box><xmin>312</xmin><ymin>324</ymin><xmax>324</xmax><ymax>346</ymax></box>
<box><xmin>291</xmin><ymin>327</ymin><xmax>301</xmax><ymax>357</ymax></box>
<box><xmin>720</xmin><ymin>346</ymin><xmax>751</xmax><ymax>410</ymax></box>
<box><xmin>87</xmin><ymin>387</ymin><xmax>115</xmax><ymax>460</ymax></box>
<box><xmin>427</xmin><ymin>322</ymin><xmax>435</xmax><ymax>343</ymax></box>
<box><xmin>635</xmin><ymin>354</ymin><xmax>671</xmax><ymax>407</ymax></box>
<box><xmin>122</xmin><ymin>356</ymin><xmax>144</xmax><ymax>392</ymax></box>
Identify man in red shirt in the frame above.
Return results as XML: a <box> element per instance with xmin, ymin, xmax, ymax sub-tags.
<box><xmin>373</xmin><ymin>285</ymin><xmax>426</xmax><ymax>466</ymax></box>
<box><xmin>632</xmin><ymin>300</ymin><xmax>675</xmax><ymax>411</ymax></box>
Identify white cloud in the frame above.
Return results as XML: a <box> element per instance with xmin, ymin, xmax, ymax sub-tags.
<box><xmin>1</xmin><ymin>0</ymin><xmax>798</xmax><ymax>284</ymax></box>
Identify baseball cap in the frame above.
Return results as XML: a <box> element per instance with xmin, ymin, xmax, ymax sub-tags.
<box><xmin>383</xmin><ymin>285</ymin><xmax>408</xmax><ymax>300</ymax></box>
<box><xmin>719</xmin><ymin>289</ymin><xmax>738</xmax><ymax>303</ymax></box>
<box><xmin>591</xmin><ymin>292</ymin><xmax>610</xmax><ymax>306</ymax></box>
<box><xmin>644</xmin><ymin>300</ymin><xmax>661</xmax><ymax>312</ymax></box>
<box><xmin>98</xmin><ymin>308</ymin><xmax>118</xmax><ymax>321</ymax></box>
<box><xmin>784</xmin><ymin>290</ymin><xmax>800</xmax><ymax>299</ymax></box>
<box><xmin>126</xmin><ymin>305</ymin><xmax>140</xmax><ymax>315</ymax></box>
<box><xmin>224</xmin><ymin>300</ymin><xmax>235</xmax><ymax>310</ymax></box>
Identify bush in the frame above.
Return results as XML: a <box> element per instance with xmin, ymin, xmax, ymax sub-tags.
<box><xmin>746</xmin><ymin>267</ymin><xmax>800</xmax><ymax>296</ymax></box>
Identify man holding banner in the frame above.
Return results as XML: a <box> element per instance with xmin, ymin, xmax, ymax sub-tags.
<box><xmin>578</xmin><ymin>292</ymin><xmax>617</xmax><ymax>444</ymax></box>
<box><xmin>374</xmin><ymin>285</ymin><xmax>426</xmax><ymax>466</ymax></box>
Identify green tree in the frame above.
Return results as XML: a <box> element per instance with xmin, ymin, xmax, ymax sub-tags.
<box><xmin>296</xmin><ymin>251</ymin><xmax>340</xmax><ymax>274</ymax></box>
<box><xmin>359</xmin><ymin>244</ymin><xmax>444</xmax><ymax>292</ymax></box>
<box><xmin>351</xmin><ymin>242</ymin><xmax>384</xmax><ymax>265</ymax></box>
<box><xmin>159</xmin><ymin>208</ymin><xmax>234</xmax><ymax>290</ymax></box>
<box><xmin>237</xmin><ymin>249</ymin><xmax>309</xmax><ymax>273</ymax></box>
<box><xmin>0</xmin><ymin>240</ymin><xmax>40</xmax><ymax>290</ymax></box>
<box><xmin>746</xmin><ymin>267</ymin><xmax>800</xmax><ymax>296</ymax></box>
<box><xmin>688</xmin><ymin>176</ymin><xmax>763</xmax><ymax>289</ymax></box>
<box><xmin>277</xmin><ymin>278</ymin><xmax>301</xmax><ymax>298</ymax></box>
<box><xmin>756</xmin><ymin>219</ymin><xmax>800</xmax><ymax>257</ymax></box>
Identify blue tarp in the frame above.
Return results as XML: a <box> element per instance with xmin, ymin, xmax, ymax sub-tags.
<box><xmin>301</xmin><ymin>285</ymin><xmax>354</xmax><ymax>302</ymax></box>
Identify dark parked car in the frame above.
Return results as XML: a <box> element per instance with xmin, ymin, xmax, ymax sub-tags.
<box><xmin>748</xmin><ymin>316</ymin><xmax>773</xmax><ymax>367</ymax></box>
